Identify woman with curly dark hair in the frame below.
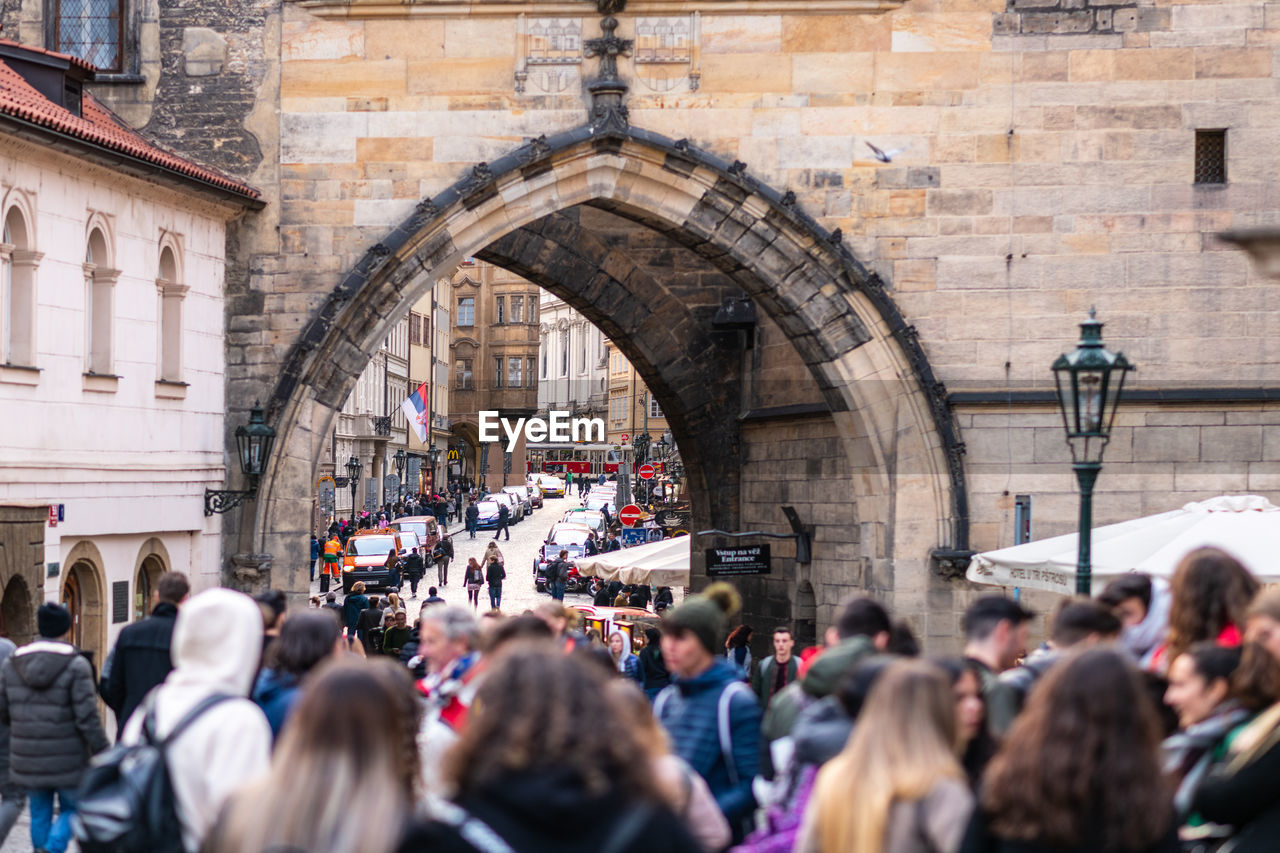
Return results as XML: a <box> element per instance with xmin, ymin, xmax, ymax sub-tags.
<box><xmin>1151</xmin><ymin>547</ymin><xmax>1258</xmax><ymax>673</ymax></box>
<box><xmin>402</xmin><ymin>645</ymin><xmax>703</xmax><ymax>853</ymax></box>
<box><xmin>960</xmin><ymin>648</ymin><xmax>1178</xmax><ymax>853</ymax></box>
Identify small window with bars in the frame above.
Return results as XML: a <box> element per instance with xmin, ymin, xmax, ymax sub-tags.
<box><xmin>56</xmin><ymin>0</ymin><xmax>123</xmax><ymax>73</ymax></box>
<box><xmin>1194</xmin><ymin>130</ymin><xmax>1226</xmax><ymax>185</ymax></box>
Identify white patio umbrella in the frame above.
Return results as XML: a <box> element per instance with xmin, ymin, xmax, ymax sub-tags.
<box><xmin>966</xmin><ymin>494</ymin><xmax>1280</xmax><ymax>595</ymax></box>
<box><xmin>575</xmin><ymin>535</ymin><xmax>690</xmax><ymax>587</ymax></box>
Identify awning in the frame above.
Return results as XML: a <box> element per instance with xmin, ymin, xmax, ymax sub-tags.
<box><xmin>966</xmin><ymin>494</ymin><xmax>1280</xmax><ymax>595</ymax></box>
<box><xmin>575</xmin><ymin>535</ymin><xmax>690</xmax><ymax>587</ymax></box>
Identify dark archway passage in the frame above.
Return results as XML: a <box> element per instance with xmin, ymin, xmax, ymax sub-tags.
<box><xmin>240</xmin><ymin>125</ymin><xmax>969</xmax><ymax>635</ymax></box>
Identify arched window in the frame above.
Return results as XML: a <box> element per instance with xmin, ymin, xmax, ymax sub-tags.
<box><xmin>84</xmin><ymin>225</ymin><xmax>118</xmax><ymax>376</ymax></box>
<box><xmin>156</xmin><ymin>241</ymin><xmax>186</xmax><ymax>383</ymax></box>
<box><xmin>1</xmin><ymin>202</ymin><xmax>39</xmax><ymax>367</ymax></box>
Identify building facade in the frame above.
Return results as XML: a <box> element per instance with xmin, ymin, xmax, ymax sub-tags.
<box><xmin>407</xmin><ymin>279</ymin><xmax>454</xmax><ymax>493</ymax></box>
<box><xmin>0</xmin><ymin>41</ymin><xmax>258</xmax><ymax>683</ymax></box>
<box><xmin>538</xmin><ymin>290</ymin><xmax>609</xmax><ymax>423</ymax></box>
<box><xmin>449</xmin><ymin>260</ymin><xmax>540</xmax><ymax>488</ymax></box>
<box><xmin>7</xmin><ymin>0</ymin><xmax>1280</xmax><ymax>641</ymax></box>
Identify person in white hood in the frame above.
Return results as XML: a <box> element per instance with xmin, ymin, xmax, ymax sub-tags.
<box><xmin>1099</xmin><ymin>572</ymin><xmax>1171</xmax><ymax>670</ymax></box>
<box><xmin>120</xmin><ymin>588</ymin><xmax>271</xmax><ymax>853</ymax></box>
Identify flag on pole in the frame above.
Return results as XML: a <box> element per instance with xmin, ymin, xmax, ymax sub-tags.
<box><xmin>401</xmin><ymin>382</ymin><xmax>430</xmax><ymax>443</ymax></box>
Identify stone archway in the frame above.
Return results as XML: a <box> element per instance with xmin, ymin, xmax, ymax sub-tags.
<box><xmin>61</xmin><ymin>541</ymin><xmax>106</xmax><ymax>672</ymax></box>
<box><xmin>0</xmin><ymin>576</ymin><xmax>33</xmax><ymax>646</ymax></box>
<box><xmin>133</xmin><ymin>538</ymin><xmax>170</xmax><ymax>622</ymax></box>
<box><xmin>245</xmin><ymin>124</ymin><xmax>968</xmax><ymax>635</ymax></box>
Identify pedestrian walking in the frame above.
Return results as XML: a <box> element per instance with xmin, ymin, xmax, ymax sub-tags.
<box><xmin>1098</xmin><ymin>572</ymin><xmax>1171</xmax><ymax>670</ymax></box>
<box><xmin>483</xmin><ymin>541</ymin><xmax>504</xmax><ymax>569</ymax></box>
<box><xmin>0</xmin><ymin>603</ymin><xmax>109</xmax><ymax>853</ymax></box>
<box><xmin>207</xmin><ymin>659</ymin><xmax>421</xmax><ymax>853</ymax></box>
<box><xmin>545</xmin><ymin>549</ymin><xmax>570</xmax><ymax>601</ymax></box>
<box><xmin>118</xmin><ymin>588</ymin><xmax>271</xmax><ymax>853</ymax></box>
<box><xmin>493</xmin><ymin>501</ymin><xmax>511</xmax><ymax>541</ymax></box>
<box><xmin>101</xmin><ymin>570</ymin><xmax>189</xmax><ymax>736</ymax></box>
<box><xmin>343</xmin><ymin>582</ymin><xmax>370</xmax><ymax>648</ymax></box>
<box><xmin>486</xmin><ymin>556</ymin><xmax>506</xmax><ymax>610</ymax></box>
<box><xmin>960</xmin><ymin>648</ymin><xmax>1179</xmax><ymax>853</ymax></box>
<box><xmin>724</xmin><ymin>624</ymin><xmax>753</xmax><ymax>679</ymax></box>
<box><xmin>415</xmin><ymin>607</ymin><xmax>481</xmax><ymax>796</ymax></box>
<box><xmin>356</xmin><ymin>595</ymin><xmax>384</xmax><ymax>655</ymax></box>
<box><xmin>654</xmin><ymin>583</ymin><xmax>762</xmax><ymax>842</ymax></box>
<box><xmin>309</xmin><ymin>535</ymin><xmax>319</xmax><ymax>583</ymax></box>
<box><xmin>403</xmin><ymin>546</ymin><xmax>425</xmax><ymax>598</ymax></box>
<box><xmin>0</xmin><ymin>634</ymin><xmax>19</xmax><ymax>848</ymax></box>
<box><xmin>639</xmin><ymin>626</ymin><xmax>670</xmax><ymax>700</ymax></box>
<box><xmin>1149</xmin><ymin>547</ymin><xmax>1257</xmax><ymax>674</ymax></box>
<box><xmin>401</xmin><ymin>647</ymin><xmax>704</xmax><ymax>853</ymax></box>
<box><xmin>932</xmin><ymin>658</ymin><xmax>998</xmax><ymax>791</ymax></box>
<box><xmin>435</xmin><ymin>532</ymin><xmax>454</xmax><ymax>586</ymax></box>
<box><xmin>454</xmin><ymin>490</ymin><xmax>464</xmax><ymax>523</ymax></box>
<box><xmin>1245</xmin><ymin>586</ymin><xmax>1280</xmax><ymax>662</ymax></box>
<box><xmin>464</xmin><ymin>558</ymin><xmax>485</xmax><ymax>610</ymax></box>
<box><xmin>962</xmin><ymin>595</ymin><xmax>1033</xmax><ymax>735</ymax></box>
<box><xmin>252</xmin><ymin>609</ymin><xmax>343</xmax><ymax>741</ymax></box>
<box><xmin>383</xmin><ymin>610</ymin><xmax>412</xmax><ymax>658</ymax></box>
<box><xmin>465</xmin><ymin>501</ymin><xmax>479</xmax><ymax>539</ymax></box>
<box><xmin>798</xmin><ymin>660</ymin><xmax>974</xmax><ymax>853</ymax></box>
<box><xmin>321</xmin><ymin>591</ymin><xmax>343</xmax><ymax>620</ymax></box>
<box><xmin>424</xmin><ymin>587</ymin><xmax>446</xmax><ymax>606</ymax></box>
<box><xmin>609</xmin><ymin>631</ymin><xmax>642</xmax><ymax>682</ymax></box>
<box><xmin>751</xmin><ymin>626</ymin><xmax>799</xmax><ymax>708</ymax></box>
<box><xmin>384</xmin><ymin>548</ymin><xmax>403</xmax><ymax>593</ymax></box>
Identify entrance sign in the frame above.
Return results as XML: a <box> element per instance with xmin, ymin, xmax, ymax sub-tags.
<box><xmin>706</xmin><ymin>545</ymin><xmax>771</xmax><ymax>576</ymax></box>
<box><xmin>618</xmin><ymin>504</ymin><xmax>643</xmax><ymax>526</ymax></box>
<box><xmin>621</xmin><ymin>434</ymin><xmax>629</xmax><ymax>443</ymax></box>
<box><xmin>638</xmin><ymin>464</ymin><xmax>655</xmax><ymax>480</ymax></box>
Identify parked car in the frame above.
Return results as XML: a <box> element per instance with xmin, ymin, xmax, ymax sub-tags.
<box><xmin>561</xmin><ymin>508</ymin><xmax>607</xmax><ymax>536</ymax></box>
<box><xmin>534</xmin><ymin>522</ymin><xmax>594</xmax><ymax>592</ymax></box>
<box><xmin>501</xmin><ymin>485</ymin><xmax>534</xmax><ymax>517</ymax></box>
<box><xmin>536</xmin><ymin>474</ymin><xmax>566</xmax><ymax>497</ymax></box>
<box><xmin>490</xmin><ymin>491</ymin><xmax>524</xmax><ymax>523</ymax></box>
<box><xmin>342</xmin><ymin>530</ymin><xmax>403</xmax><ymax>593</ymax></box>
<box><xmin>528</xmin><ymin>484</ymin><xmax>544</xmax><ymax>508</ymax></box>
<box><xmin>389</xmin><ymin>515</ymin><xmax>440</xmax><ymax>552</ymax></box>
<box><xmin>584</xmin><ymin>493</ymin><xmax>617</xmax><ymax>514</ymax></box>
<box><xmin>473</xmin><ymin>500</ymin><xmax>502</xmax><ymax>530</ymax></box>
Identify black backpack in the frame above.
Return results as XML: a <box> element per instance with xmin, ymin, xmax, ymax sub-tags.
<box><xmin>75</xmin><ymin>692</ymin><xmax>233</xmax><ymax>853</ymax></box>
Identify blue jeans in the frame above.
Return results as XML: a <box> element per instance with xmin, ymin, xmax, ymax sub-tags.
<box><xmin>467</xmin><ymin>519</ymin><xmax>477</xmax><ymax>538</ymax></box>
<box><xmin>489</xmin><ymin>584</ymin><xmax>502</xmax><ymax>610</ymax></box>
<box><xmin>550</xmin><ymin>581</ymin><xmax>565</xmax><ymax>601</ymax></box>
<box><xmin>29</xmin><ymin>787</ymin><xmax>76</xmax><ymax>853</ymax></box>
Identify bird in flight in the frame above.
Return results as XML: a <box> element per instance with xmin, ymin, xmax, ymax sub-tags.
<box><xmin>865</xmin><ymin>141</ymin><xmax>909</xmax><ymax>163</ymax></box>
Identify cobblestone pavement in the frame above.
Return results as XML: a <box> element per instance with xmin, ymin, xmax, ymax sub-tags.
<box><xmin>311</xmin><ymin>494</ymin><xmax>596</xmax><ymax>616</ymax></box>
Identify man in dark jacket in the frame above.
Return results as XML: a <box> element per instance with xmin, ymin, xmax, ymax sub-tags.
<box><xmin>493</xmin><ymin>503</ymin><xmax>511</xmax><ymax>542</ymax></box>
<box><xmin>751</xmin><ymin>626</ymin><xmax>799</xmax><ymax>707</ymax></box>
<box><xmin>102</xmin><ymin>571</ymin><xmax>189</xmax><ymax>735</ymax></box>
<box><xmin>544</xmin><ymin>550</ymin><xmax>570</xmax><ymax>601</ymax></box>
<box><xmin>436</xmin><ymin>533</ymin><xmax>454</xmax><ymax>586</ymax></box>
<box><xmin>604</xmin><ymin>532</ymin><xmax>621</xmax><ymax>552</ymax></box>
<box><xmin>0</xmin><ymin>637</ymin><xmax>19</xmax><ymax>847</ymax></box>
<box><xmin>0</xmin><ymin>603</ymin><xmax>109</xmax><ymax>853</ymax></box>
<box><xmin>403</xmin><ymin>547</ymin><xmax>425</xmax><ymax>597</ymax></box>
<box><xmin>465</xmin><ymin>502</ymin><xmax>479</xmax><ymax>539</ymax></box>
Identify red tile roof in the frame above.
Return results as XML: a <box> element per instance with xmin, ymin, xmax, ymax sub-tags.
<box><xmin>0</xmin><ymin>43</ymin><xmax>260</xmax><ymax>202</ymax></box>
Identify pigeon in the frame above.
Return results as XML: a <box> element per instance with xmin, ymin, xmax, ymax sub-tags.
<box><xmin>865</xmin><ymin>141</ymin><xmax>909</xmax><ymax>163</ymax></box>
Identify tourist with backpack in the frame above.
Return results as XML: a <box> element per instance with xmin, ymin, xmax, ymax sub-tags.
<box><xmin>0</xmin><ymin>602</ymin><xmax>109</xmax><ymax>853</ymax></box>
<box><xmin>107</xmin><ymin>588</ymin><xmax>271</xmax><ymax>852</ymax></box>
<box><xmin>654</xmin><ymin>583</ymin><xmax>762</xmax><ymax>844</ymax></box>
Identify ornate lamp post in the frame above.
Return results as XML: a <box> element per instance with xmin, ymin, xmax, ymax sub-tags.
<box><xmin>427</xmin><ymin>447</ymin><xmax>441</xmax><ymax>493</ymax></box>
<box><xmin>345</xmin><ymin>455</ymin><xmax>362</xmax><ymax>524</ymax></box>
<box><xmin>393</xmin><ymin>447</ymin><xmax>406</xmax><ymax>500</ymax></box>
<box><xmin>204</xmin><ymin>403</ymin><xmax>277</xmax><ymax>515</ymax></box>
<box><xmin>1051</xmin><ymin>310</ymin><xmax>1134</xmax><ymax>595</ymax></box>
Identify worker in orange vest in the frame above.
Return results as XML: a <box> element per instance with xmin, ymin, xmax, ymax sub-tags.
<box><xmin>321</xmin><ymin>535</ymin><xmax>343</xmax><ymax>593</ymax></box>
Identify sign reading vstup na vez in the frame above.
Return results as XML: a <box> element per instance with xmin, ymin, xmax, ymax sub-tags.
<box><xmin>705</xmin><ymin>545</ymin><xmax>771</xmax><ymax>577</ymax></box>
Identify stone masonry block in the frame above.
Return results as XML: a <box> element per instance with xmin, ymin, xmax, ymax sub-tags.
<box><xmin>1200</xmin><ymin>426</ymin><xmax>1263</xmax><ymax>463</ymax></box>
<box><xmin>1133</xmin><ymin>427</ymin><xmax>1202</xmax><ymax>463</ymax></box>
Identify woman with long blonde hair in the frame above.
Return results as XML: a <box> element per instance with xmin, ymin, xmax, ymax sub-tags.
<box><xmin>798</xmin><ymin>659</ymin><xmax>973</xmax><ymax>853</ymax></box>
<box><xmin>205</xmin><ymin>658</ymin><xmax>422</xmax><ymax>853</ymax></box>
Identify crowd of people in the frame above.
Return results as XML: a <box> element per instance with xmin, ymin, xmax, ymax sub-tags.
<box><xmin>1</xmin><ymin>545</ymin><xmax>1279</xmax><ymax>852</ymax></box>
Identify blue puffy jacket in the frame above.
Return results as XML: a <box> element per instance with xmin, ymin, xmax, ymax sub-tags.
<box><xmin>252</xmin><ymin>668</ymin><xmax>301</xmax><ymax>741</ymax></box>
<box><xmin>654</xmin><ymin>658</ymin><xmax>761</xmax><ymax>830</ymax></box>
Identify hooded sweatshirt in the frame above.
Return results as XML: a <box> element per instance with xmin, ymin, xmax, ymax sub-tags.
<box><xmin>121</xmin><ymin>588</ymin><xmax>271</xmax><ymax>853</ymax></box>
<box><xmin>0</xmin><ymin>638</ymin><xmax>109</xmax><ymax>788</ymax></box>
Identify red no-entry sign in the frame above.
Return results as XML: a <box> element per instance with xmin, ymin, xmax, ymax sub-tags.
<box><xmin>618</xmin><ymin>504</ymin><xmax>643</xmax><ymax>527</ymax></box>
<box><xmin>638</xmin><ymin>464</ymin><xmax>655</xmax><ymax>480</ymax></box>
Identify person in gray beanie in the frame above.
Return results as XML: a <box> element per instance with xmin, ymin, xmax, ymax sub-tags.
<box><xmin>0</xmin><ymin>602</ymin><xmax>109</xmax><ymax>853</ymax></box>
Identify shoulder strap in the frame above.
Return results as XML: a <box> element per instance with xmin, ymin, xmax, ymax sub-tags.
<box><xmin>652</xmin><ymin>684</ymin><xmax>674</xmax><ymax>720</ymax></box>
<box><xmin>717</xmin><ymin>681</ymin><xmax>753</xmax><ymax>786</ymax></box>
<box><xmin>599</xmin><ymin>804</ymin><xmax>653</xmax><ymax>853</ymax></box>
<box><xmin>146</xmin><ymin>693</ymin><xmax>236</xmax><ymax>750</ymax></box>
<box><xmin>431</xmin><ymin>801</ymin><xmax>517</xmax><ymax>853</ymax></box>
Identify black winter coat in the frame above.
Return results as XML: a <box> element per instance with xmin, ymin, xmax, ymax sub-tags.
<box><xmin>101</xmin><ymin>601</ymin><xmax>178</xmax><ymax>735</ymax></box>
<box><xmin>1192</xmin><ymin>731</ymin><xmax>1280</xmax><ymax>853</ymax></box>
<box><xmin>486</xmin><ymin>562</ymin><xmax>507</xmax><ymax>585</ymax></box>
<box><xmin>0</xmin><ymin>641</ymin><xmax>110</xmax><ymax>788</ymax></box>
<box><xmin>397</xmin><ymin>768</ymin><xmax>702</xmax><ymax>853</ymax></box>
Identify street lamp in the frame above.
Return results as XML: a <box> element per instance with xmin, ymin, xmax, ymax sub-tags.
<box><xmin>1051</xmin><ymin>309</ymin><xmax>1134</xmax><ymax>595</ymax></box>
<box><xmin>427</xmin><ymin>447</ymin><xmax>441</xmax><ymax>493</ymax></box>
<box><xmin>393</xmin><ymin>447</ymin><xmax>406</xmax><ymax>500</ymax></box>
<box><xmin>204</xmin><ymin>402</ymin><xmax>277</xmax><ymax>515</ymax></box>
<box><xmin>346</xmin><ymin>455</ymin><xmax>362</xmax><ymax>524</ymax></box>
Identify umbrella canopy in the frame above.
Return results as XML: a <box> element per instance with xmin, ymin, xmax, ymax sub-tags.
<box><xmin>967</xmin><ymin>494</ymin><xmax>1280</xmax><ymax>595</ymax></box>
<box><xmin>575</xmin><ymin>535</ymin><xmax>690</xmax><ymax>587</ymax></box>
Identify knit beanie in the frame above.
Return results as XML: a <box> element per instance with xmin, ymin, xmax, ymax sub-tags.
<box><xmin>37</xmin><ymin>602</ymin><xmax>73</xmax><ymax>639</ymax></box>
<box><xmin>663</xmin><ymin>582</ymin><xmax>742</xmax><ymax>654</ymax></box>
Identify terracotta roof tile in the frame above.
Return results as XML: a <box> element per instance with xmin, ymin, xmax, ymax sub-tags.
<box><xmin>0</xmin><ymin>47</ymin><xmax>260</xmax><ymax>201</ymax></box>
